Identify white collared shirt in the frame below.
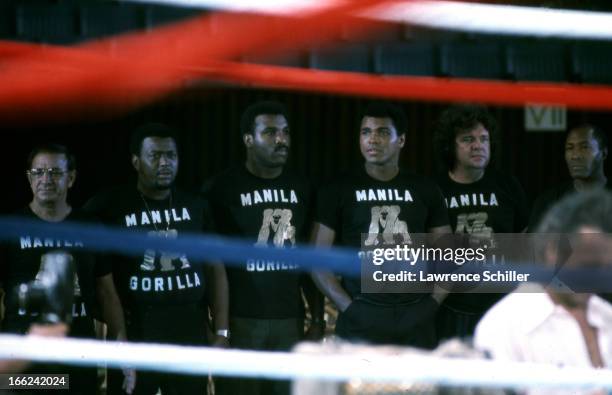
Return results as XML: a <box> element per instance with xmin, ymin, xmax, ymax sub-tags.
<box><xmin>474</xmin><ymin>283</ymin><xmax>612</xmax><ymax>395</ymax></box>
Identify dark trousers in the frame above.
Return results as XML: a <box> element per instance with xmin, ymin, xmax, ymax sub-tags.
<box><xmin>435</xmin><ymin>293</ymin><xmax>504</xmax><ymax>343</ymax></box>
<box><xmin>435</xmin><ymin>304</ymin><xmax>481</xmax><ymax>342</ymax></box>
<box><xmin>215</xmin><ymin>317</ymin><xmax>302</xmax><ymax>395</ymax></box>
<box><xmin>107</xmin><ymin>305</ymin><xmax>208</xmax><ymax>395</ymax></box>
<box><xmin>335</xmin><ymin>296</ymin><xmax>438</xmax><ymax>349</ymax></box>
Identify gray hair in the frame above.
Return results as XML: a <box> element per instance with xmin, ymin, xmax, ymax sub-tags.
<box><xmin>536</xmin><ymin>189</ymin><xmax>612</xmax><ymax>234</ymax></box>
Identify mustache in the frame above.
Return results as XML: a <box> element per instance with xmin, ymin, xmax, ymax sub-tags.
<box><xmin>274</xmin><ymin>145</ymin><xmax>289</xmax><ymax>151</ymax></box>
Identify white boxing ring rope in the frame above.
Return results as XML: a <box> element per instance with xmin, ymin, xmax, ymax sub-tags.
<box><xmin>371</xmin><ymin>1</ymin><xmax>612</xmax><ymax>40</ymax></box>
<box><xmin>0</xmin><ymin>334</ymin><xmax>610</xmax><ymax>390</ymax></box>
<box><xmin>4</xmin><ymin>0</ymin><xmax>612</xmax><ymax>391</ymax></box>
<box><xmin>125</xmin><ymin>0</ymin><xmax>612</xmax><ymax>41</ymax></box>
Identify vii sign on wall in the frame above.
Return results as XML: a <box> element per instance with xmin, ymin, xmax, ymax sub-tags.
<box><xmin>524</xmin><ymin>105</ymin><xmax>567</xmax><ymax>131</ymax></box>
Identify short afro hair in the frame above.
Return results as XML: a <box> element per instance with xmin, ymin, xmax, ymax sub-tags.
<box><xmin>566</xmin><ymin>124</ymin><xmax>608</xmax><ymax>152</ymax></box>
<box><xmin>358</xmin><ymin>101</ymin><xmax>407</xmax><ymax>135</ymax></box>
<box><xmin>240</xmin><ymin>101</ymin><xmax>290</xmax><ymax>137</ymax></box>
<box><xmin>129</xmin><ymin>122</ymin><xmax>178</xmax><ymax>156</ymax></box>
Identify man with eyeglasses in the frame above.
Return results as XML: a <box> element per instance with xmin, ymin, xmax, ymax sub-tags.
<box><xmin>0</xmin><ymin>143</ymin><xmax>129</xmax><ymax>393</ymax></box>
<box><xmin>84</xmin><ymin>123</ymin><xmax>228</xmax><ymax>395</ymax></box>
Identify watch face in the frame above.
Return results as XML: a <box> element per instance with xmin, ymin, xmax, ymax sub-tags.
<box><xmin>216</xmin><ymin>329</ymin><xmax>230</xmax><ymax>338</ymax></box>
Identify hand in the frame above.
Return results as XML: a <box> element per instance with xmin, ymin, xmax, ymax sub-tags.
<box><xmin>122</xmin><ymin>367</ymin><xmax>136</xmax><ymax>394</ymax></box>
<box><xmin>0</xmin><ymin>323</ymin><xmax>68</xmax><ymax>373</ymax></box>
<box><xmin>28</xmin><ymin>323</ymin><xmax>68</xmax><ymax>338</ymax></box>
<box><xmin>431</xmin><ymin>283</ymin><xmax>450</xmax><ymax>305</ymax></box>
<box><xmin>210</xmin><ymin>334</ymin><xmax>230</xmax><ymax>348</ymax></box>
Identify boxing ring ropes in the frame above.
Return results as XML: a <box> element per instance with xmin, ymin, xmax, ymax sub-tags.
<box><xmin>2</xmin><ymin>0</ymin><xmax>612</xmax><ymax>390</ymax></box>
<box><xmin>3</xmin><ymin>0</ymin><xmax>612</xmax><ymax>125</ymax></box>
<box><xmin>2</xmin><ymin>218</ymin><xmax>612</xmax><ymax>390</ymax></box>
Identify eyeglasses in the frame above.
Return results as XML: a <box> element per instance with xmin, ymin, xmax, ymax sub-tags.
<box><xmin>26</xmin><ymin>168</ymin><xmax>68</xmax><ymax>179</ymax></box>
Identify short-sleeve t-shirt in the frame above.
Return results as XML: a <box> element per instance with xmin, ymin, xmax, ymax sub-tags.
<box><xmin>0</xmin><ymin>207</ymin><xmax>102</xmax><ymax>339</ymax></box>
<box><xmin>83</xmin><ymin>186</ymin><xmax>208</xmax><ymax>312</ymax></box>
<box><xmin>203</xmin><ymin>166</ymin><xmax>313</xmax><ymax>319</ymax></box>
<box><xmin>435</xmin><ymin>170</ymin><xmax>530</xmax><ymax>312</ymax></box>
<box><xmin>316</xmin><ymin>167</ymin><xmax>449</xmax><ymax>304</ymax></box>
<box><xmin>528</xmin><ymin>182</ymin><xmax>575</xmax><ymax>232</ymax></box>
<box><xmin>436</xmin><ymin>170</ymin><xmax>529</xmax><ymax>234</ymax></box>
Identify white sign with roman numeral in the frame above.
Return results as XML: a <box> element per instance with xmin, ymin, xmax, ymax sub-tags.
<box><xmin>524</xmin><ymin>105</ymin><xmax>567</xmax><ymax>131</ymax></box>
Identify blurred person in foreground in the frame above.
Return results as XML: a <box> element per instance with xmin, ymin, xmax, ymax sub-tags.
<box><xmin>475</xmin><ymin>189</ymin><xmax>612</xmax><ymax>395</ymax></box>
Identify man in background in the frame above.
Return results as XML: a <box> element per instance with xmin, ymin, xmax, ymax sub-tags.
<box><xmin>433</xmin><ymin>104</ymin><xmax>529</xmax><ymax>341</ymax></box>
<box><xmin>85</xmin><ymin>124</ymin><xmax>227</xmax><ymax>395</ymax></box>
<box><xmin>312</xmin><ymin>101</ymin><xmax>451</xmax><ymax>347</ymax></box>
<box><xmin>203</xmin><ymin>101</ymin><xmax>324</xmax><ymax>395</ymax></box>
<box><xmin>475</xmin><ymin>190</ymin><xmax>612</xmax><ymax>395</ymax></box>
<box><xmin>529</xmin><ymin>124</ymin><xmax>608</xmax><ymax>230</ymax></box>
<box><xmin>0</xmin><ymin>144</ymin><xmax>128</xmax><ymax>393</ymax></box>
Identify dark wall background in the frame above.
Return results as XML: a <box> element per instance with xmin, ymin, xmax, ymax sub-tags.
<box><xmin>4</xmin><ymin>86</ymin><xmax>611</xmax><ymax>214</ymax></box>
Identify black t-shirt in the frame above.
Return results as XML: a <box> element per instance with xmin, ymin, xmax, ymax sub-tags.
<box><xmin>316</xmin><ymin>167</ymin><xmax>449</xmax><ymax>304</ymax></box>
<box><xmin>435</xmin><ymin>170</ymin><xmax>530</xmax><ymax>313</ymax></box>
<box><xmin>203</xmin><ymin>166</ymin><xmax>312</xmax><ymax>319</ymax></box>
<box><xmin>436</xmin><ymin>170</ymin><xmax>529</xmax><ymax>234</ymax></box>
<box><xmin>83</xmin><ymin>186</ymin><xmax>208</xmax><ymax>312</ymax></box>
<box><xmin>528</xmin><ymin>181</ymin><xmax>575</xmax><ymax>232</ymax></box>
<box><xmin>0</xmin><ymin>207</ymin><xmax>101</xmax><ymax>339</ymax></box>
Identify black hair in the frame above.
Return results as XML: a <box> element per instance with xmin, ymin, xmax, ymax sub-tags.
<box><xmin>26</xmin><ymin>143</ymin><xmax>76</xmax><ymax>171</ymax></box>
<box><xmin>433</xmin><ymin>104</ymin><xmax>498</xmax><ymax>171</ymax></box>
<box><xmin>534</xmin><ymin>189</ymin><xmax>612</xmax><ymax>278</ymax></box>
<box><xmin>566</xmin><ymin>124</ymin><xmax>608</xmax><ymax>152</ymax></box>
<box><xmin>537</xmin><ymin>189</ymin><xmax>612</xmax><ymax>234</ymax></box>
<box><xmin>358</xmin><ymin>101</ymin><xmax>407</xmax><ymax>136</ymax></box>
<box><xmin>129</xmin><ymin>122</ymin><xmax>178</xmax><ymax>156</ymax></box>
<box><xmin>433</xmin><ymin>103</ymin><xmax>498</xmax><ymax>170</ymax></box>
<box><xmin>240</xmin><ymin>101</ymin><xmax>290</xmax><ymax>136</ymax></box>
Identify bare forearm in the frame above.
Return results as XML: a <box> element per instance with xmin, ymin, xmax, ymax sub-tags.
<box><xmin>204</xmin><ymin>264</ymin><xmax>229</xmax><ymax>347</ymax></box>
<box><xmin>103</xmin><ymin>297</ymin><xmax>127</xmax><ymax>340</ymax></box>
<box><xmin>311</xmin><ymin>271</ymin><xmax>351</xmax><ymax>312</ymax></box>
<box><xmin>209</xmin><ymin>264</ymin><xmax>229</xmax><ymax>330</ymax></box>
<box><xmin>97</xmin><ymin>276</ymin><xmax>127</xmax><ymax>341</ymax></box>
<box><xmin>0</xmin><ymin>323</ymin><xmax>67</xmax><ymax>373</ymax></box>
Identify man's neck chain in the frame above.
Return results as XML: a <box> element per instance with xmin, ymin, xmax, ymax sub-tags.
<box><xmin>139</xmin><ymin>191</ymin><xmax>172</xmax><ymax>232</ymax></box>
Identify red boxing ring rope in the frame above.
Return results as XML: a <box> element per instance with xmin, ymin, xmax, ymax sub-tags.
<box><xmin>0</xmin><ymin>0</ymin><xmax>610</xmax><ymax>125</ymax></box>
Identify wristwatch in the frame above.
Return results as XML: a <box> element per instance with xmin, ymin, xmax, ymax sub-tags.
<box><xmin>216</xmin><ymin>329</ymin><xmax>230</xmax><ymax>339</ymax></box>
